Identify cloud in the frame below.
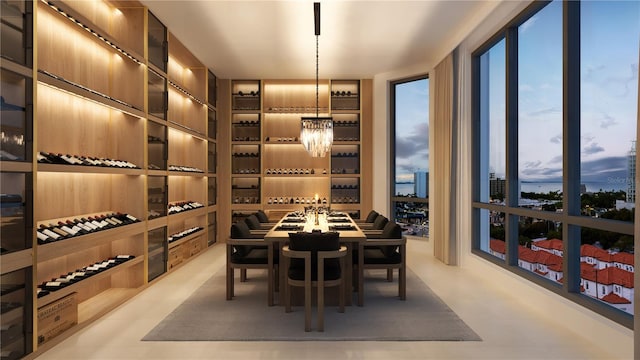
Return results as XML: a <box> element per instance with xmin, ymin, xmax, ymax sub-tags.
<box><xmin>580</xmin><ymin>156</ymin><xmax>628</xmax><ymax>182</ymax></box>
<box><xmin>523</xmin><ymin>160</ymin><xmax>542</xmax><ymax>169</ymax></box>
<box><xmin>549</xmin><ymin>134</ymin><xmax>562</xmax><ymax>144</ymax></box>
<box><xmin>549</xmin><ymin>155</ymin><xmax>563</xmax><ymax>164</ymax></box>
<box><xmin>599</xmin><ymin>114</ymin><xmax>618</xmax><ymax>129</ymax></box>
<box><xmin>528</xmin><ymin>107</ymin><xmax>561</xmax><ymax>117</ymax></box>
<box><xmin>583</xmin><ymin>142</ymin><xmax>605</xmax><ymax>155</ymax></box>
<box><xmin>395</xmin><ymin>122</ymin><xmax>429</xmax><ymax>159</ymax></box>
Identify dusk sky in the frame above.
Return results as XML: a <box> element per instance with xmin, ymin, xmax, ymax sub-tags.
<box><xmin>490</xmin><ymin>0</ymin><xmax>639</xmax><ymax>186</ymax></box>
<box><xmin>394</xmin><ymin>78</ymin><xmax>429</xmax><ymax>184</ymax></box>
<box><xmin>393</xmin><ymin>1</ymin><xmax>638</xmax><ymax>191</ymax></box>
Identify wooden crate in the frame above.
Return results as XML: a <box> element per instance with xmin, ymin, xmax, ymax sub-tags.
<box><xmin>37</xmin><ymin>293</ymin><xmax>78</xmax><ymax>345</ymax></box>
<box><xmin>167</xmin><ymin>246</ymin><xmax>183</xmax><ymax>270</ymax></box>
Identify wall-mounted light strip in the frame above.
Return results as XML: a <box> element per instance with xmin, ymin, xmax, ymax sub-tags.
<box><xmin>42</xmin><ymin>0</ymin><xmax>143</xmax><ymax>65</ymax></box>
<box><xmin>38</xmin><ymin>70</ymin><xmax>146</xmax><ymax>120</ymax></box>
<box><xmin>168</xmin><ymin>80</ymin><xmax>206</xmax><ymax>106</ymax></box>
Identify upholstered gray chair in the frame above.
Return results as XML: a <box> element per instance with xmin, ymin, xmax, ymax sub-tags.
<box><xmin>282</xmin><ymin>231</ymin><xmax>347</xmax><ymax>331</ymax></box>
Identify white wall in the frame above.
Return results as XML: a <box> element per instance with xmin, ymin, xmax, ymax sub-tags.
<box><xmin>371</xmin><ymin>0</ymin><xmax>634</xmax><ymax>354</ymax></box>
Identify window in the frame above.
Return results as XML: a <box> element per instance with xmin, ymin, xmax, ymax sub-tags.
<box><xmin>391</xmin><ymin>77</ymin><xmax>429</xmax><ymax>237</ymax></box>
<box><xmin>472</xmin><ymin>0</ymin><xmax>638</xmax><ymax>328</ymax></box>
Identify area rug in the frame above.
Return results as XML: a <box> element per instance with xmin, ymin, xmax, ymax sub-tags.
<box><xmin>142</xmin><ymin>268</ymin><xmax>481</xmax><ymax>341</ymax></box>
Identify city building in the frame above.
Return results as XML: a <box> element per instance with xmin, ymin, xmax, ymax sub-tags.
<box><xmin>413</xmin><ymin>171</ymin><xmax>429</xmax><ymax>198</ymax></box>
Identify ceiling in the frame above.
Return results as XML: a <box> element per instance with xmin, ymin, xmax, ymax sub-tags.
<box><xmin>141</xmin><ymin>1</ymin><xmax>499</xmax><ymax>79</ymax></box>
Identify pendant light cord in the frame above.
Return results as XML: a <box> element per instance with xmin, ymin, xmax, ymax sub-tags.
<box><xmin>316</xmin><ymin>34</ymin><xmax>319</xmax><ymax>118</ymax></box>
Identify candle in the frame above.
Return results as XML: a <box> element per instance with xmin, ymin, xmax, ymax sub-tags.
<box><xmin>314</xmin><ymin>193</ymin><xmax>319</xmax><ymax>204</ymax></box>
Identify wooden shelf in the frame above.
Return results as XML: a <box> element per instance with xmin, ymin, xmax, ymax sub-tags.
<box><xmin>37</xmin><ymin>256</ymin><xmax>143</xmax><ymax>307</ymax></box>
<box><xmin>168</xmin><ymin>229</ymin><xmax>204</xmax><ymax>249</ymax></box>
<box><xmin>37</xmin><ymin>164</ymin><xmax>143</xmax><ymax>176</ymax></box>
<box><xmin>0</xmin><ymin>161</ymin><xmax>32</xmax><ymax>173</ymax></box>
<box><xmin>0</xmin><ymin>249</ymin><xmax>33</xmax><ymax>276</ymax></box>
<box><xmin>77</xmin><ymin>287</ymin><xmax>139</xmax><ymax>324</ymax></box>
<box><xmin>37</xmin><ymin>222</ymin><xmax>146</xmax><ymax>262</ymax></box>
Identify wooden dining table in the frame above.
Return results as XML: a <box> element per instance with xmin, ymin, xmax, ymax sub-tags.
<box><xmin>263</xmin><ymin>210</ymin><xmax>367</xmax><ymax>306</ymax></box>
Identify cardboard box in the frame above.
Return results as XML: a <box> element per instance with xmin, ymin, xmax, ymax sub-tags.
<box><xmin>37</xmin><ymin>293</ymin><xmax>77</xmax><ymax>344</ymax></box>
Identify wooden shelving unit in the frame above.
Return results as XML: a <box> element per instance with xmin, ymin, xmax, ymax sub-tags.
<box><xmin>0</xmin><ymin>1</ymin><xmax>218</xmax><ymax>357</ymax></box>
<box><xmin>225</xmin><ymin>78</ymin><xmax>372</xmax><ymax>226</ymax></box>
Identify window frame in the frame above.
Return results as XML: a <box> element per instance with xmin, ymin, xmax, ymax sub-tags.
<box><xmin>471</xmin><ymin>0</ymin><xmax>635</xmax><ymax>328</ymax></box>
<box><xmin>389</xmin><ymin>75</ymin><xmax>430</xmax><ymax>224</ymax></box>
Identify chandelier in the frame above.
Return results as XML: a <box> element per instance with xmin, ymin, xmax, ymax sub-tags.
<box><xmin>300</xmin><ymin>2</ymin><xmax>333</xmax><ymax>158</ymax></box>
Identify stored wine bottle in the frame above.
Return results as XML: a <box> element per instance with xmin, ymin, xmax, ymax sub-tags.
<box><xmin>36</xmin><ymin>230</ymin><xmax>52</xmax><ymax>244</ymax></box>
<box><xmin>38</xmin><ymin>225</ymin><xmax>61</xmax><ymax>240</ymax></box>
<box><xmin>57</xmin><ymin>222</ymin><xmax>79</xmax><ymax>236</ymax></box>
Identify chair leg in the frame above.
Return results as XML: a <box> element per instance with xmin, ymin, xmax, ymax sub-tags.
<box><xmin>240</xmin><ymin>268</ymin><xmax>247</xmax><ymax>282</ymax></box>
<box><xmin>305</xmin><ymin>279</ymin><xmax>311</xmax><ymax>332</ymax></box>
<box><xmin>399</xmin><ymin>265</ymin><xmax>406</xmax><ymax>300</ymax></box>
<box><xmin>387</xmin><ymin>268</ymin><xmax>393</xmax><ymax>282</ymax></box>
<box><xmin>285</xmin><ymin>280</ymin><xmax>292</xmax><ymax>313</ymax></box>
<box><xmin>226</xmin><ymin>266</ymin><xmax>233</xmax><ymax>300</ymax></box>
<box><xmin>317</xmin><ymin>279</ymin><xmax>324</xmax><ymax>332</ymax></box>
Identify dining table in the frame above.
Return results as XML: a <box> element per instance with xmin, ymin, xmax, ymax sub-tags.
<box><xmin>263</xmin><ymin>210</ymin><xmax>367</xmax><ymax>306</ymax></box>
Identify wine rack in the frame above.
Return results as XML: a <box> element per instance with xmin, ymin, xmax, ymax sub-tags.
<box><xmin>226</xmin><ymin>79</ymin><xmax>371</xmax><ymax>224</ymax></box>
<box><xmin>232</xmin><ymin>80</ymin><xmax>260</xmax><ymax>111</ymax></box>
<box><xmin>0</xmin><ymin>1</ymin><xmax>218</xmax><ymax>356</ymax></box>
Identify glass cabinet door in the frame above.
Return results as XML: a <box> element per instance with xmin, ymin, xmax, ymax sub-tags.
<box><xmin>1</xmin><ymin>0</ymin><xmax>32</xmax><ymax>66</ymax></box>
<box><xmin>0</xmin><ymin>172</ymin><xmax>31</xmax><ymax>254</ymax></box>
<box><xmin>147</xmin><ymin>12</ymin><xmax>167</xmax><ymax>72</ymax></box>
<box><xmin>147</xmin><ymin>227</ymin><xmax>167</xmax><ymax>282</ymax></box>
<box><xmin>1</xmin><ymin>68</ymin><xmax>32</xmax><ymax>162</ymax></box>
<box><xmin>1</xmin><ymin>267</ymin><xmax>33</xmax><ymax>359</ymax></box>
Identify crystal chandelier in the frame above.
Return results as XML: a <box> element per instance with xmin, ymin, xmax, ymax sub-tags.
<box><xmin>301</xmin><ymin>2</ymin><xmax>333</xmax><ymax>158</ymax></box>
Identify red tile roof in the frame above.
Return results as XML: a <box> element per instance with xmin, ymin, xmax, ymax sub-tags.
<box><xmin>534</xmin><ymin>239</ymin><xmax>563</xmax><ymax>251</ymax></box>
<box><xmin>581</xmin><ymin>265</ymin><xmax>634</xmax><ymax>288</ymax></box>
<box><xmin>490</xmin><ymin>239</ymin><xmax>505</xmax><ymax>254</ymax></box>
<box><xmin>611</xmin><ymin>251</ymin><xmax>634</xmax><ymax>266</ymax></box>
<box><xmin>518</xmin><ymin>246</ymin><xmax>536</xmax><ymax>263</ymax></box>
<box><xmin>601</xmin><ymin>292</ymin><xmax>631</xmax><ymax>304</ymax></box>
<box><xmin>580</xmin><ymin>244</ymin><xmax>611</xmax><ymax>262</ymax></box>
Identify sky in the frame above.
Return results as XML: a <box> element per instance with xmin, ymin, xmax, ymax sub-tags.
<box><xmin>393</xmin><ymin>1</ymin><xmax>639</xmax><ymax>193</ymax></box>
<box><xmin>489</xmin><ymin>0</ymin><xmax>639</xmax><ymax>186</ymax></box>
<box><xmin>394</xmin><ymin>78</ymin><xmax>429</xmax><ymax>184</ymax></box>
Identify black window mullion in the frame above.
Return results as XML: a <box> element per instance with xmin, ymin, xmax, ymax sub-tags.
<box><xmin>505</xmin><ymin>26</ymin><xmax>519</xmax><ymax>266</ymax></box>
<box><xmin>562</xmin><ymin>0</ymin><xmax>581</xmax><ymax>294</ymax></box>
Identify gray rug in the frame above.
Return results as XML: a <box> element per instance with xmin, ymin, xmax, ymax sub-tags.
<box><xmin>142</xmin><ymin>268</ymin><xmax>481</xmax><ymax>341</ymax></box>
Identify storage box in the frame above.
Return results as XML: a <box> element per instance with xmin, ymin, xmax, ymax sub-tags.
<box><xmin>167</xmin><ymin>246</ymin><xmax>183</xmax><ymax>269</ymax></box>
<box><xmin>37</xmin><ymin>293</ymin><xmax>78</xmax><ymax>344</ymax></box>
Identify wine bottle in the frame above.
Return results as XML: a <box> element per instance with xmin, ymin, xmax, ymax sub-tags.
<box><xmin>36</xmin><ymin>230</ymin><xmax>52</xmax><ymax>244</ymax></box>
<box><xmin>57</xmin><ymin>222</ymin><xmax>79</xmax><ymax>236</ymax></box>
<box><xmin>38</xmin><ymin>225</ymin><xmax>62</xmax><ymax>240</ymax></box>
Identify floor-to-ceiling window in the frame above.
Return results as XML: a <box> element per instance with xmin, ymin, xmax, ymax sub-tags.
<box><xmin>391</xmin><ymin>76</ymin><xmax>429</xmax><ymax>236</ymax></box>
<box><xmin>472</xmin><ymin>0</ymin><xmax>638</xmax><ymax>328</ymax></box>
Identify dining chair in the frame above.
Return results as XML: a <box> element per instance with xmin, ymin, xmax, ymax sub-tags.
<box><xmin>359</xmin><ymin>214</ymin><xmax>389</xmax><ymax>232</ymax></box>
<box><xmin>282</xmin><ymin>231</ymin><xmax>347</xmax><ymax>331</ymax></box>
<box><xmin>226</xmin><ymin>221</ymin><xmax>276</xmax><ymax>306</ymax></box>
<box><xmin>353</xmin><ymin>210</ymin><xmax>379</xmax><ymax>225</ymax></box>
<box><xmin>357</xmin><ymin>221</ymin><xmax>406</xmax><ymax>306</ymax></box>
<box><xmin>244</xmin><ymin>214</ymin><xmax>273</xmax><ymax>231</ymax></box>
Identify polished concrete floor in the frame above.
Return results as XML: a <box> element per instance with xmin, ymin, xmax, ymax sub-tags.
<box><xmin>34</xmin><ymin>237</ymin><xmax>633</xmax><ymax>359</ymax></box>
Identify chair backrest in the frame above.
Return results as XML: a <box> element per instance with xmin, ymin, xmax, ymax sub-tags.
<box><xmin>364</xmin><ymin>210</ymin><xmax>379</xmax><ymax>223</ymax></box>
<box><xmin>244</xmin><ymin>214</ymin><xmax>262</xmax><ymax>230</ymax></box>
<box><xmin>230</xmin><ymin>221</ymin><xmax>255</xmax><ymax>257</ymax></box>
<box><xmin>372</xmin><ymin>215</ymin><xmax>389</xmax><ymax>230</ymax></box>
<box><xmin>255</xmin><ymin>210</ymin><xmax>270</xmax><ymax>223</ymax></box>
<box><xmin>381</xmin><ymin>221</ymin><xmax>402</xmax><ymax>239</ymax></box>
<box><xmin>288</xmin><ymin>231</ymin><xmax>340</xmax><ymax>280</ymax></box>
<box><xmin>230</xmin><ymin>221</ymin><xmax>252</xmax><ymax>238</ymax></box>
